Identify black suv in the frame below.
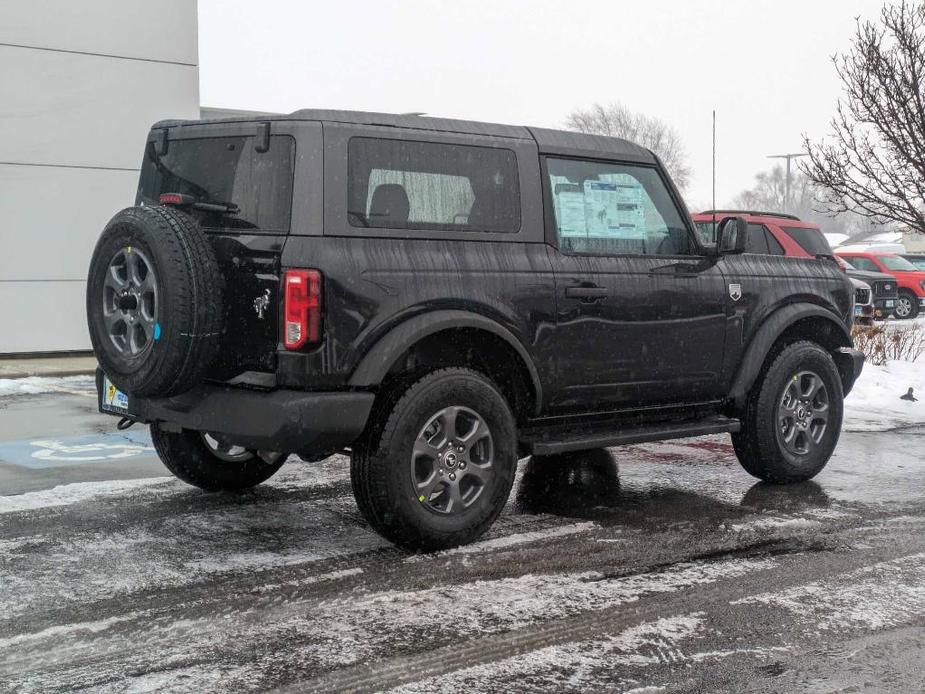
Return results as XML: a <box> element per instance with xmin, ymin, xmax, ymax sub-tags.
<box><xmin>87</xmin><ymin>110</ymin><xmax>863</xmax><ymax>550</ymax></box>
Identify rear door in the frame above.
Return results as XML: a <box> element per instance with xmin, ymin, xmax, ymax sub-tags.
<box><xmin>542</xmin><ymin>156</ymin><xmax>728</xmax><ymax>412</ymax></box>
<box><xmin>138</xmin><ymin>120</ymin><xmax>314</xmax><ymax>382</ymax></box>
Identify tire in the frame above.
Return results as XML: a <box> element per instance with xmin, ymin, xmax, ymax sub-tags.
<box><xmin>732</xmin><ymin>341</ymin><xmax>843</xmax><ymax>484</ymax></box>
<box><xmin>894</xmin><ymin>290</ymin><xmax>919</xmax><ymax>320</ymax></box>
<box><xmin>351</xmin><ymin>368</ymin><xmax>517</xmax><ymax>551</ymax></box>
<box><xmin>86</xmin><ymin>206</ymin><xmax>223</xmax><ymax>397</ymax></box>
<box><xmin>150</xmin><ymin>424</ymin><xmax>286</xmax><ymax>491</ymax></box>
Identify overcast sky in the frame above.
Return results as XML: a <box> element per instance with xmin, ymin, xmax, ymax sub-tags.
<box><xmin>199</xmin><ymin>0</ymin><xmax>886</xmax><ymax>210</ymax></box>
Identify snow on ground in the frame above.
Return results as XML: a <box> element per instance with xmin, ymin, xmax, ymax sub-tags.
<box><xmin>0</xmin><ymin>477</ymin><xmax>174</xmax><ymax>514</ymax></box>
<box><xmin>0</xmin><ymin>375</ymin><xmax>95</xmax><ymax>397</ymax></box>
<box><xmin>732</xmin><ymin>552</ymin><xmax>925</xmax><ymax>632</ymax></box>
<box><xmin>843</xmin><ymin>359</ymin><xmax>925</xmax><ymax>432</ymax></box>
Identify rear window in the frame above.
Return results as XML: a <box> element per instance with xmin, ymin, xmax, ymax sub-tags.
<box><xmin>138</xmin><ymin>135</ymin><xmax>295</xmax><ymax>232</ymax></box>
<box><xmin>781</xmin><ymin>226</ymin><xmax>832</xmax><ymax>256</ymax></box>
<box><xmin>347</xmin><ymin>138</ymin><xmax>520</xmax><ymax>233</ymax></box>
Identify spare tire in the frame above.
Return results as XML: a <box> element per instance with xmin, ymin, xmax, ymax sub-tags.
<box><xmin>86</xmin><ymin>205</ymin><xmax>223</xmax><ymax>397</ymax></box>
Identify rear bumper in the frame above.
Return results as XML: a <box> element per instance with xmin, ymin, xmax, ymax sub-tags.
<box><xmin>97</xmin><ymin>370</ymin><xmax>374</xmax><ymax>452</ymax></box>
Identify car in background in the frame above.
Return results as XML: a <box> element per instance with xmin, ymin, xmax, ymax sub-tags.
<box><xmin>849</xmin><ymin>277</ymin><xmax>875</xmax><ymax>325</ymax></box>
<box><xmin>836</xmin><ymin>256</ymin><xmax>898</xmax><ymax>320</ymax></box>
<box><xmin>835</xmin><ymin>251</ymin><xmax>925</xmax><ymax>319</ymax></box>
<box><xmin>692</xmin><ymin>211</ymin><xmax>897</xmax><ymax>321</ymax></box>
<box><xmin>902</xmin><ymin>253</ymin><xmax>925</xmax><ymax>271</ymax></box>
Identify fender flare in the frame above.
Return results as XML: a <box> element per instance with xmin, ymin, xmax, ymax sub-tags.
<box><xmin>728</xmin><ymin>303</ymin><xmax>852</xmax><ymax>408</ymax></box>
<box><xmin>347</xmin><ymin>309</ymin><xmax>544</xmax><ymax>415</ymax></box>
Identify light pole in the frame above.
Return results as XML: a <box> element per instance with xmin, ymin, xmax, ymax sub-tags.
<box><xmin>768</xmin><ymin>152</ymin><xmax>808</xmax><ymax>213</ymax></box>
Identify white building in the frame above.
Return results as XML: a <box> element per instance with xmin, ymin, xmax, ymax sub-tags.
<box><xmin>0</xmin><ymin>1</ymin><xmax>200</xmax><ymax>354</ymax></box>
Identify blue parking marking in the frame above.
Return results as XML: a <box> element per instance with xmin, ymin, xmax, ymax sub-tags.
<box><xmin>0</xmin><ymin>430</ymin><xmax>154</xmax><ymax>469</ymax></box>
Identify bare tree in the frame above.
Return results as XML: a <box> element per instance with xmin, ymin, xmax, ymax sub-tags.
<box><xmin>566</xmin><ymin>103</ymin><xmax>691</xmax><ymax>190</ymax></box>
<box><xmin>803</xmin><ymin>0</ymin><xmax>925</xmax><ymax>234</ymax></box>
<box><xmin>733</xmin><ymin>165</ymin><xmax>864</xmax><ymax>236</ymax></box>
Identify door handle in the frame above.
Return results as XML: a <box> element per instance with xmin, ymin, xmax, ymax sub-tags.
<box><xmin>565</xmin><ymin>285</ymin><xmax>609</xmax><ymax>300</ymax></box>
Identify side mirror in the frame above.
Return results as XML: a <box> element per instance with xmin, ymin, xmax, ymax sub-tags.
<box><xmin>715</xmin><ymin>216</ymin><xmax>748</xmax><ymax>255</ymax></box>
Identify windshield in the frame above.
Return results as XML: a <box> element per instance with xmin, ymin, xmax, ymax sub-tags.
<box><xmin>138</xmin><ymin>134</ymin><xmax>295</xmax><ymax>232</ymax></box>
<box><xmin>908</xmin><ymin>257</ymin><xmax>925</xmax><ymax>270</ymax></box>
<box><xmin>877</xmin><ymin>255</ymin><xmax>918</xmax><ymax>271</ymax></box>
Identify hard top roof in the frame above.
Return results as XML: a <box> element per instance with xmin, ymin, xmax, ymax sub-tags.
<box><xmin>153</xmin><ymin>109</ymin><xmax>657</xmax><ymax>163</ymax></box>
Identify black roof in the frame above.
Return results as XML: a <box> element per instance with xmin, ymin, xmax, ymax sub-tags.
<box><xmin>154</xmin><ymin>109</ymin><xmax>657</xmax><ymax>164</ymax></box>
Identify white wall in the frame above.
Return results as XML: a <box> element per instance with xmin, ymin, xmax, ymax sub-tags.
<box><xmin>0</xmin><ymin>0</ymin><xmax>200</xmax><ymax>353</ymax></box>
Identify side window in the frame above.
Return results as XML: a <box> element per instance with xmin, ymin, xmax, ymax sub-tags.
<box><xmin>745</xmin><ymin>224</ymin><xmax>770</xmax><ymax>254</ymax></box>
<box><xmin>765</xmin><ymin>228</ymin><xmax>786</xmax><ymax>255</ymax></box>
<box><xmin>546</xmin><ymin>157</ymin><xmax>693</xmax><ymax>256</ymax></box>
<box><xmin>347</xmin><ymin>138</ymin><xmax>520</xmax><ymax>232</ymax></box>
<box><xmin>850</xmin><ymin>257</ymin><xmax>878</xmax><ymax>272</ymax></box>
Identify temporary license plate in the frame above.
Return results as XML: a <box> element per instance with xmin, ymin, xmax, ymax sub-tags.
<box><xmin>885</xmin><ymin>300</ymin><xmax>895</xmax><ymax>308</ymax></box>
<box><xmin>100</xmin><ymin>375</ymin><xmax>129</xmax><ymax>413</ymax></box>
<box><xmin>854</xmin><ymin>305</ymin><xmax>864</xmax><ymax>315</ymax></box>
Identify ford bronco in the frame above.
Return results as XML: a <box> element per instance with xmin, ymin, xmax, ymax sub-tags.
<box><xmin>86</xmin><ymin>110</ymin><xmax>864</xmax><ymax>550</ymax></box>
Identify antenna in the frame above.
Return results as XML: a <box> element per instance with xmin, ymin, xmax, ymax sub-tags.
<box><xmin>712</xmin><ymin>110</ymin><xmax>716</xmax><ymax>238</ymax></box>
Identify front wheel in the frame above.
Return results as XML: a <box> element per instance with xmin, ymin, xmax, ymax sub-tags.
<box><xmin>894</xmin><ymin>290</ymin><xmax>920</xmax><ymax>320</ymax></box>
<box><xmin>351</xmin><ymin>368</ymin><xmax>517</xmax><ymax>551</ymax></box>
<box><xmin>732</xmin><ymin>341</ymin><xmax>843</xmax><ymax>484</ymax></box>
<box><xmin>151</xmin><ymin>424</ymin><xmax>287</xmax><ymax>491</ymax></box>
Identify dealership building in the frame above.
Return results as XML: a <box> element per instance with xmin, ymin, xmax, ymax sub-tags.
<box><xmin>0</xmin><ymin>1</ymin><xmax>201</xmax><ymax>354</ymax></box>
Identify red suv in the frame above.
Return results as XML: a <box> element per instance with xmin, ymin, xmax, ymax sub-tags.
<box><xmin>835</xmin><ymin>251</ymin><xmax>925</xmax><ymax>319</ymax></box>
<box><xmin>692</xmin><ymin>210</ymin><xmax>899</xmax><ymax>319</ymax></box>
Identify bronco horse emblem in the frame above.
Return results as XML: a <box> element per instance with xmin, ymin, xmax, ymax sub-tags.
<box><xmin>253</xmin><ymin>288</ymin><xmax>271</xmax><ymax>319</ymax></box>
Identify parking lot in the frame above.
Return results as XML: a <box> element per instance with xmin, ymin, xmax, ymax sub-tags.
<box><xmin>0</xmin><ymin>380</ymin><xmax>923</xmax><ymax>692</ymax></box>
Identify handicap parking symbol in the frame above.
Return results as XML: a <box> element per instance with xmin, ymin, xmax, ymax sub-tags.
<box><xmin>0</xmin><ymin>431</ymin><xmax>154</xmax><ymax>469</ymax></box>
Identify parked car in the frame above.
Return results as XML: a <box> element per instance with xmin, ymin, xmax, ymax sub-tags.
<box><xmin>902</xmin><ymin>253</ymin><xmax>925</xmax><ymax>271</ymax></box>
<box><xmin>86</xmin><ymin>110</ymin><xmax>863</xmax><ymax>550</ymax></box>
<box><xmin>835</xmin><ymin>251</ymin><xmax>925</xmax><ymax>319</ymax></box>
<box><xmin>849</xmin><ymin>278</ymin><xmax>874</xmax><ymax>325</ymax></box>
<box><xmin>692</xmin><ymin>212</ymin><xmax>898</xmax><ymax>320</ymax></box>
<box><xmin>836</xmin><ymin>256</ymin><xmax>898</xmax><ymax>320</ymax></box>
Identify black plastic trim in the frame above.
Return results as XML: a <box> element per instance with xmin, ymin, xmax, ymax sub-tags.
<box><xmin>523</xmin><ymin>415</ymin><xmax>741</xmax><ymax>455</ymax></box>
<box><xmin>97</xmin><ymin>370</ymin><xmax>373</xmax><ymax>452</ymax></box>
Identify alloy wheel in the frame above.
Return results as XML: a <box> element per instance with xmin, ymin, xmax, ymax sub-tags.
<box><xmin>201</xmin><ymin>433</ymin><xmax>254</xmax><ymax>462</ymax></box>
<box><xmin>777</xmin><ymin>371</ymin><xmax>830</xmax><ymax>456</ymax></box>
<box><xmin>895</xmin><ymin>296</ymin><xmax>912</xmax><ymax>318</ymax></box>
<box><xmin>102</xmin><ymin>247</ymin><xmax>158</xmax><ymax>357</ymax></box>
<box><xmin>201</xmin><ymin>433</ymin><xmax>283</xmax><ymax>465</ymax></box>
<box><xmin>410</xmin><ymin>406</ymin><xmax>494</xmax><ymax>514</ymax></box>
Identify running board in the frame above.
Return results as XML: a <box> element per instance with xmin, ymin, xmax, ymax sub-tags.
<box><xmin>521</xmin><ymin>415</ymin><xmax>741</xmax><ymax>456</ymax></box>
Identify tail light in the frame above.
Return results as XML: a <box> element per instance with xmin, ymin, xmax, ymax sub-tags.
<box><xmin>283</xmin><ymin>269</ymin><xmax>322</xmax><ymax>350</ymax></box>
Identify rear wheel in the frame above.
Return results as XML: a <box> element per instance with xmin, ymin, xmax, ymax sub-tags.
<box><xmin>351</xmin><ymin>368</ymin><xmax>517</xmax><ymax>551</ymax></box>
<box><xmin>894</xmin><ymin>290</ymin><xmax>919</xmax><ymax>320</ymax></box>
<box><xmin>732</xmin><ymin>341</ymin><xmax>843</xmax><ymax>484</ymax></box>
<box><xmin>151</xmin><ymin>424</ymin><xmax>286</xmax><ymax>491</ymax></box>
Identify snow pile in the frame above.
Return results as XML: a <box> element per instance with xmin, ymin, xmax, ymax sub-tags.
<box><xmin>843</xmin><ymin>359</ymin><xmax>925</xmax><ymax>431</ymax></box>
<box><xmin>0</xmin><ymin>375</ymin><xmax>95</xmax><ymax>397</ymax></box>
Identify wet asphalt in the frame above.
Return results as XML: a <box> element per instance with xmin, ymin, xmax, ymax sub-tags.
<box><xmin>1</xmin><ymin>382</ymin><xmax>924</xmax><ymax>692</ymax></box>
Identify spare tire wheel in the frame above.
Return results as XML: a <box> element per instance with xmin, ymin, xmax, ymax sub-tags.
<box><xmin>86</xmin><ymin>205</ymin><xmax>223</xmax><ymax>397</ymax></box>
